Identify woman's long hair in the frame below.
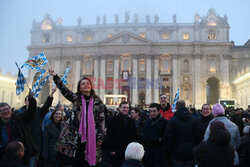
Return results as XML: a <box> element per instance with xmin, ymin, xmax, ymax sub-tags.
<box><xmin>76</xmin><ymin>77</ymin><xmax>102</xmax><ymax>103</ymax></box>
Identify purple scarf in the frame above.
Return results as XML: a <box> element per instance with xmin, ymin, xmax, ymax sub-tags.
<box><xmin>79</xmin><ymin>95</ymin><xmax>96</xmax><ymax>166</ymax></box>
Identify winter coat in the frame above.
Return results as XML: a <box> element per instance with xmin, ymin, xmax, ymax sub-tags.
<box><xmin>0</xmin><ymin>96</ymin><xmax>39</xmax><ymax>164</ymax></box>
<box><xmin>121</xmin><ymin>159</ymin><xmax>144</xmax><ymax>167</ymax></box>
<box><xmin>238</xmin><ymin>135</ymin><xmax>250</xmax><ymax>167</ymax></box>
<box><xmin>159</xmin><ymin>104</ymin><xmax>173</xmax><ymax>120</ymax></box>
<box><xmin>142</xmin><ymin>114</ymin><xmax>168</xmax><ymax>167</ymax></box>
<box><xmin>165</xmin><ymin>107</ymin><xmax>203</xmax><ymax>160</ymax></box>
<box><xmin>204</xmin><ymin>116</ymin><xmax>241</xmax><ymax>165</ymax></box>
<box><xmin>231</xmin><ymin>113</ymin><xmax>244</xmax><ymax>136</ymax></box>
<box><xmin>105</xmin><ymin>113</ymin><xmax>137</xmax><ymax>167</ymax></box>
<box><xmin>42</xmin><ymin>120</ymin><xmax>64</xmax><ymax>161</ymax></box>
<box><xmin>194</xmin><ymin>128</ymin><xmax>235</xmax><ymax>167</ymax></box>
<box><xmin>53</xmin><ymin>74</ymin><xmax>106</xmax><ymax>158</ymax></box>
<box><xmin>17</xmin><ymin>95</ymin><xmax>53</xmax><ymax>152</ymax></box>
<box><xmin>200</xmin><ymin>114</ymin><xmax>214</xmax><ymax>137</ymax></box>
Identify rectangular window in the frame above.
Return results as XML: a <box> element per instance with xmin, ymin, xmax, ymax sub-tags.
<box><xmin>183</xmin><ymin>33</ymin><xmax>189</xmax><ymax>40</ymax></box>
<box><xmin>42</xmin><ymin>33</ymin><xmax>50</xmax><ymax>43</ymax></box>
<box><xmin>161</xmin><ymin>33</ymin><xmax>170</xmax><ymax>40</ymax></box>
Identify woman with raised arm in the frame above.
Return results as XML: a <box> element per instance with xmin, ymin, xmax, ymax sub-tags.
<box><xmin>48</xmin><ymin>68</ymin><xmax>106</xmax><ymax>167</ymax></box>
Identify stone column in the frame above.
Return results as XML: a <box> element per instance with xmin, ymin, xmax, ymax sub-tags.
<box><xmin>94</xmin><ymin>56</ymin><xmax>99</xmax><ymax>96</ymax></box>
<box><xmin>132</xmin><ymin>56</ymin><xmax>138</xmax><ymax>106</ymax></box>
<box><xmin>75</xmin><ymin>59</ymin><xmax>81</xmax><ymax>92</ymax></box>
<box><xmin>99</xmin><ymin>57</ymin><xmax>106</xmax><ymax>102</ymax></box>
<box><xmin>153</xmin><ymin>55</ymin><xmax>159</xmax><ymax>103</ymax></box>
<box><xmin>172</xmin><ymin>54</ymin><xmax>178</xmax><ymax>100</ymax></box>
<box><xmin>146</xmin><ymin>56</ymin><xmax>152</xmax><ymax>104</ymax></box>
<box><xmin>194</xmin><ymin>54</ymin><xmax>202</xmax><ymax>108</ymax></box>
<box><xmin>113</xmin><ymin>57</ymin><xmax>119</xmax><ymax>105</ymax></box>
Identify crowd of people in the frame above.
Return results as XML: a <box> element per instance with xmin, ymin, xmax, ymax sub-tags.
<box><xmin>0</xmin><ymin>67</ymin><xmax>250</xmax><ymax>167</ymax></box>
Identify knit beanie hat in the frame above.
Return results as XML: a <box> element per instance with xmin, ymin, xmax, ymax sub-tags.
<box><xmin>212</xmin><ymin>103</ymin><xmax>225</xmax><ymax>117</ymax></box>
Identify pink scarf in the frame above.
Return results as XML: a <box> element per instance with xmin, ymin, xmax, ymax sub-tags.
<box><xmin>79</xmin><ymin>95</ymin><xmax>96</xmax><ymax>166</ymax></box>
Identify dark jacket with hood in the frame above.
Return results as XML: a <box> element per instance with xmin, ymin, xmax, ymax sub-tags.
<box><xmin>165</xmin><ymin>107</ymin><xmax>202</xmax><ymax>160</ymax></box>
<box><xmin>193</xmin><ymin>128</ymin><xmax>235</xmax><ymax>167</ymax></box>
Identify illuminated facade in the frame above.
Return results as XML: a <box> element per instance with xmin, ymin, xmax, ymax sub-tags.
<box><xmin>27</xmin><ymin>9</ymin><xmax>250</xmax><ymax>108</ymax></box>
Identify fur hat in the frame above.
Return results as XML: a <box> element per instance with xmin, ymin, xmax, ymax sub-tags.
<box><xmin>212</xmin><ymin>103</ymin><xmax>225</xmax><ymax>117</ymax></box>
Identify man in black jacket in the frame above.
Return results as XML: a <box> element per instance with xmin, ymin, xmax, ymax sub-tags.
<box><xmin>165</xmin><ymin>100</ymin><xmax>202</xmax><ymax>167</ymax></box>
<box><xmin>142</xmin><ymin>103</ymin><xmax>168</xmax><ymax>167</ymax></box>
<box><xmin>17</xmin><ymin>87</ymin><xmax>56</xmax><ymax>167</ymax></box>
<box><xmin>105</xmin><ymin>101</ymin><xmax>137</xmax><ymax>167</ymax></box>
<box><xmin>0</xmin><ymin>92</ymin><xmax>38</xmax><ymax>166</ymax></box>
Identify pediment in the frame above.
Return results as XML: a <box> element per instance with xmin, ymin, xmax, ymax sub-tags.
<box><xmin>98</xmin><ymin>31</ymin><xmax>152</xmax><ymax>44</ymax></box>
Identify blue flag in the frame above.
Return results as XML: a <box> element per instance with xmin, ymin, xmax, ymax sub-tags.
<box><xmin>21</xmin><ymin>53</ymin><xmax>48</xmax><ymax>71</ymax></box>
<box><xmin>15</xmin><ymin>62</ymin><xmax>27</xmax><ymax>95</ymax></box>
<box><xmin>32</xmin><ymin>69</ymin><xmax>46</xmax><ymax>93</ymax></box>
<box><xmin>172</xmin><ymin>88</ymin><xmax>180</xmax><ymax>113</ymax></box>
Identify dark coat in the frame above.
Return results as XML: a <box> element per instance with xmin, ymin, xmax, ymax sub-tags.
<box><xmin>105</xmin><ymin>113</ymin><xmax>137</xmax><ymax>167</ymax></box>
<box><xmin>200</xmin><ymin>114</ymin><xmax>214</xmax><ymax>137</ymax></box>
<box><xmin>238</xmin><ymin>135</ymin><xmax>250</xmax><ymax>167</ymax></box>
<box><xmin>0</xmin><ymin>97</ymin><xmax>39</xmax><ymax>164</ymax></box>
<box><xmin>0</xmin><ymin>153</ymin><xmax>23</xmax><ymax>167</ymax></box>
<box><xmin>231</xmin><ymin>114</ymin><xmax>244</xmax><ymax>136</ymax></box>
<box><xmin>142</xmin><ymin>114</ymin><xmax>168</xmax><ymax>167</ymax></box>
<box><xmin>193</xmin><ymin>128</ymin><xmax>235</xmax><ymax>167</ymax></box>
<box><xmin>42</xmin><ymin>120</ymin><xmax>64</xmax><ymax>161</ymax></box>
<box><xmin>17</xmin><ymin>95</ymin><xmax>53</xmax><ymax>152</ymax></box>
<box><xmin>165</xmin><ymin>107</ymin><xmax>203</xmax><ymax>160</ymax></box>
<box><xmin>121</xmin><ymin>159</ymin><xmax>144</xmax><ymax>167</ymax></box>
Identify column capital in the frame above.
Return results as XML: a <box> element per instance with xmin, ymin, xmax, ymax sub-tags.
<box><xmin>222</xmin><ymin>54</ymin><xmax>231</xmax><ymax>60</ymax></box>
<box><xmin>172</xmin><ymin>54</ymin><xmax>179</xmax><ymax>59</ymax></box>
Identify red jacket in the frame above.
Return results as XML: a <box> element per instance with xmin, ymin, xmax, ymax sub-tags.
<box><xmin>160</xmin><ymin>104</ymin><xmax>173</xmax><ymax>120</ymax></box>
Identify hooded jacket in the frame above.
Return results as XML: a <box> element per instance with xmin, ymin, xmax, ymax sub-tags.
<box><xmin>194</xmin><ymin>128</ymin><xmax>235</xmax><ymax>167</ymax></box>
<box><xmin>165</xmin><ymin>107</ymin><xmax>202</xmax><ymax>160</ymax></box>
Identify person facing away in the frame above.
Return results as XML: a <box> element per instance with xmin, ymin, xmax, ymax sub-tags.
<box><xmin>203</xmin><ymin>103</ymin><xmax>241</xmax><ymax>166</ymax></box>
<box><xmin>42</xmin><ymin>107</ymin><xmax>65</xmax><ymax>167</ymax></box>
<box><xmin>121</xmin><ymin>142</ymin><xmax>145</xmax><ymax>167</ymax></box>
<box><xmin>193</xmin><ymin>120</ymin><xmax>235</xmax><ymax>167</ymax></box>
<box><xmin>49</xmin><ymin>68</ymin><xmax>106</xmax><ymax>167</ymax></box>
<box><xmin>0</xmin><ymin>141</ymin><xmax>25</xmax><ymax>167</ymax></box>
<box><xmin>165</xmin><ymin>100</ymin><xmax>203</xmax><ymax>167</ymax></box>
<box><xmin>159</xmin><ymin>94</ymin><xmax>173</xmax><ymax>121</ymax></box>
<box><xmin>238</xmin><ymin>125</ymin><xmax>250</xmax><ymax>167</ymax></box>
<box><xmin>105</xmin><ymin>101</ymin><xmax>137</xmax><ymax>167</ymax></box>
<box><xmin>142</xmin><ymin>103</ymin><xmax>168</xmax><ymax>167</ymax></box>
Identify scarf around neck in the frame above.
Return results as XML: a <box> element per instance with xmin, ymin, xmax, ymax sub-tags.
<box><xmin>79</xmin><ymin>95</ymin><xmax>96</xmax><ymax>166</ymax></box>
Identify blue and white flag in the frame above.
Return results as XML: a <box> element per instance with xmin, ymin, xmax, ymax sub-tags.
<box><xmin>15</xmin><ymin>62</ymin><xmax>27</xmax><ymax>95</ymax></box>
<box><xmin>21</xmin><ymin>53</ymin><xmax>48</xmax><ymax>71</ymax></box>
<box><xmin>61</xmin><ymin>66</ymin><xmax>71</xmax><ymax>84</ymax></box>
<box><xmin>33</xmin><ymin>71</ymin><xmax>51</xmax><ymax>98</ymax></box>
<box><xmin>172</xmin><ymin>88</ymin><xmax>180</xmax><ymax>113</ymax></box>
<box><xmin>32</xmin><ymin>69</ymin><xmax>46</xmax><ymax>93</ymax></box>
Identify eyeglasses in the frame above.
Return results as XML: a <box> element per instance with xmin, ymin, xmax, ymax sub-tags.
<box><xmin>0</xmin><ymin>107</ymin><xmax>10</xmax><ymax>113</ymax></box>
